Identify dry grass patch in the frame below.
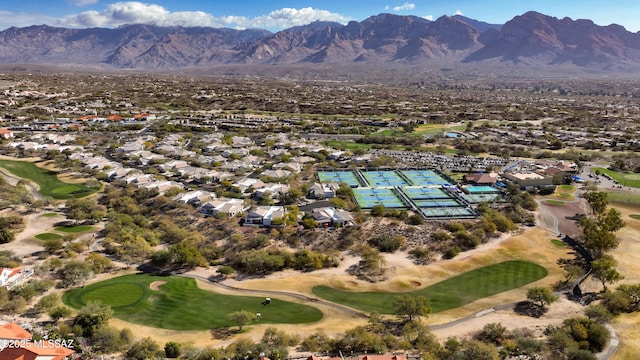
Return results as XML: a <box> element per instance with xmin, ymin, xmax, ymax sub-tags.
<box><xmin>612</xmin><ymin>313</ymin><xmax>640</xmax><ymax>360</ymax></box>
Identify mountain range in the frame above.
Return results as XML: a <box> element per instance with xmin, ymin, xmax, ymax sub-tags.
<box><xmin>1</xmin><ymin>11</ymin><xmax>639</xmax><ymax>70</ymax></box>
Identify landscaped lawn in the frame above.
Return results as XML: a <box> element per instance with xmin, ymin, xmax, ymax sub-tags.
<box><xmin>0</xmin><ymin>160</ymin><xmax>99</xmax><ymax>199</ymax></box>
<box><xmin>544</xmin><ymin>199</ymin><xmax>565</xmax><ymax>205</ymax></box>
<box><xmin>63</xmin><ymin>274</ymin><xmax>323</xmax><ymax>330</ymax></box>
<box><xmin>35</xmin><ymin>233</ymin><xmax>64</xmax><ymax>241</ymax></box>
<box><xmin>55</xmin><ymin>225</ymin><xmax>93</xmax><ymax>233</ymax></box>
<box><xmin>312</xmin><ymin>260</ymin><xmax>547</xmax><ymax>314</ymax></box>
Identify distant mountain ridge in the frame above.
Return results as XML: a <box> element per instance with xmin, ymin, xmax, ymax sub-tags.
<box><xmin>1</xmin><ymin>11</ymin><xmax>639</xmax><ymax>70</ymax></box>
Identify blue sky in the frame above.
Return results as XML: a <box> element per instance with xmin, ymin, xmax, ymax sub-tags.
<box><xmin>1</xmin><ymin>1</ymin><xmax>639</xmax><ymax>32</ymax></box>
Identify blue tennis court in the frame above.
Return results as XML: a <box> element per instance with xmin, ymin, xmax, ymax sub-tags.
<box><xmin>317</xmin><ymin>171</ymin><xmax>364</xmax><ymax>188</ymax></box>
<box><xmin>353</xmin><ymin>187</ymin><xmax>407</xmax><ymax>209</ymax></box>
<box><xmin>402</xmin><ymin>186</ymin><xmax>452</xmax><ymax>200</ymax></box>
<box><xmin>413</xmin><ymin>199</ymin><xmax>464</xmax><ymax>208</ymax></box>
<box><xmin>420</xmin><ymin>207</ymin><xmax>476</xmax><ymax>218</ymax></box>
<box><xmin>361</xmin><ymin>170</ymin><xmax>410</xmax><ymax>187</ymax></box>
<box><xmin>460</xmin><ymin>193</ymin><xmax>506</xmax><ymax>204</ymax></box>
<box><xmin>465</xmin><ymin>185</ymin><xmax>501</xmax><ymax>194</ymax></box>
<box><xmin>400</xmin><ymin>170</ymin><xmax>450</xmax><ymax>186</ymax></box>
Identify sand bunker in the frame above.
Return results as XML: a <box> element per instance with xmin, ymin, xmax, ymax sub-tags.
<box><xmin>149</xmin><ymin>281</ymin><xmax>167</xmax><ymax>291</ymax></box>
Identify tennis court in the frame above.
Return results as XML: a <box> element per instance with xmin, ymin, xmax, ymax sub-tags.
<box><xmin>317</xmin><ymin>171</ymin><xmax>364</xmax><ymax>188</ymax></box>
<box><xmin>400</xmin><ymin>170</ymin><xmax>451</xmax><ymax>186</ymax></box>
<box><xmin>413</xmin><ymin>199</ymin><xmax>464</xmax><ymax>208</ymax></box>
<box><xmin>420</xmin><ymin>207</ymin><xmax>477</xmax><ymax>218</ymax></box>
<box><xmin>316</xmin><ymin>169</ymin><xmax>497</xmax><ymax>219</ymax></box>
<box><xmin>460</xmin><ymin>193</ymin><xmax>506</xmax><ymax>204</ymax></box>
<box><xmin>361</xmin><ymin>170</ymin><xmax>410</xmax><ymax>187</ymax></box>
<box><xmin>353</xmin><ymin>187</ymin><xmax>407</xmax><ymax>209</ymax></box>
<box><xmin>402</xmin><ymin>186</ymin><xmax>452</xmax><ymax>200</ymax></box>
<box><xmin>465</xmin><ymin>185</ymin><xmax>501</xmax><ymax>194</ymax></box>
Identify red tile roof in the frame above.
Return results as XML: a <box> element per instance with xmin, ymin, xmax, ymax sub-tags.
<box><xmin>0</xmin><ymin>345</ymin><xmax>74</xmax><ymax>360</ymax></box>
<box><xmin>0</xmin><ymin>323</ymin><xmax>32</xmax><ymax>340</ymax></box>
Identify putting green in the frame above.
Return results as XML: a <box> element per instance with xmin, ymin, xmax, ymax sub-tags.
<box><xmin>82</xmin><ymin>283</ymin><xmax>146</xmax><ymax>307</ymax></box>
<box><xmin>50</xmin><ymin>185</ymin><xmax>86</xmax><ymax>196</ymax></box>
<box><xmin>63</xmin><ymin>274</ymin><xmax>323</xmax><ymax>330</ymax></box>
<box><xmin>313</xmin><ymin>260</ymin><xmax>547</xmax><ymax>314</ymax></box>
<box><xmin>35</xmin><ymin>233</ymin><xmax>64</xmax><ymax>241</ymax></box>
<box><xmin>55</xmin><ymin>225</ymin><xmax>92</xmax><ymax>233</ymax></box>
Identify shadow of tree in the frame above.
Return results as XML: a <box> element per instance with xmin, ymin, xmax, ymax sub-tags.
<box><xmin>513</xmin><ymin>301</ymin><xmax>548</xmax><ymax>318</ymax></box>
<box><xmin>210</xmin><ymin>327</ymin><xmax>236</xmax><ymax>339</ymax></box>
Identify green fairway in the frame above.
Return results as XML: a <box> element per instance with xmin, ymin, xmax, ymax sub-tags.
<box><xmin>551</xmin><ymin>239</ymin><xmax>566</xmax><ymax>247</ymax></box>
<box><xmin>35</xmin><ymin>233</ymin><xmax>64</xmax><ymax>241</ymax></box>
<box><xmin>629</xmin><ymin>214</ymin><xmax>640</xmax><ymax>221</ymax></box>
<box><xmin>544</xmin><ymin>199</ymin><xmax>565</xmax><ymax>205</ymax></box>
<box><xmin>0</xmin><ymin>160</ymin><xmax>99</xmax><ymax>199</ymax></box>
<box><xmin>55</xmin><ymin>225</ymin><xmax>92</xmax><ymax>233</ymax></box>
<box><xmin>312</xmin><ymin>261</ymin><xmax>547</xmax><ymax>314</ymax></box>
<box><xmin>593</xmin><ymin>167</ymin><xmax>640</xmax><ymax>188</ymax></box>
<box><xmin>63</xmin><ymin>274</ymin><xmax>323</xmax><ymax>330</ymax></box>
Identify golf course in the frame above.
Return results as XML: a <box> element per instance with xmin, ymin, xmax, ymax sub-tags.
<box><xmin>62</xmin><ymin>274</ymin><xmax>324</xmax><ymax>330</ymax></box>
<box><xmin>312</xmin><ymin>260</ymin><xmax>548</xmax><ymax>314</ymax></box>
<box><xmin>0</xmin><ymin>159</ymin><xmax>99</xmax><ymax>199</ymax></box>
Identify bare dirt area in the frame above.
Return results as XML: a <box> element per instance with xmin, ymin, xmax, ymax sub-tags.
<box><xmin>432</xmin><ymin>296</ymin><xmax>584</xmax><ymax>342</ymax></box>
<box><xmin>0</xmin><ymin>209</ymin><xmax>64</xmax><ymax>258</ymax></box>
<box><xmin>536</xmin><ymin>198</ymin><xmax>587</xmax><ymax>238</ymax></box>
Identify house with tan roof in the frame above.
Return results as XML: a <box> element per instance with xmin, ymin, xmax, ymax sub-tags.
<box><xmin>243</xmin><ymin>206</ymin><xmax>286</xmax><ymax>227</ymax></box>
<box><xmin>310</xmin><ymin>207</ymin><xmax>355</xmax><ymax>228</ymax></box>
<box><xmin>199</xmin><ymin>198</ymin><xmax>247</xmax><ymax>217</ymax></box>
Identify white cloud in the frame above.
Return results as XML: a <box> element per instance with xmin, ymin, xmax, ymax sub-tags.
<box><xmin>454</xmin><ymin>10</ymin><xmax>464</xmax><ymax>16</ymax></box>
<box><xmin>0</xmin><ymin>10</ymin><xmax>59</xmax><ymax>29</ymax></box>
<box><xmin>384</xmin><ymin>6</ymin><xmax>390</xmax><ymax>10</ymax></box>
<box><xmin>393</xmin><ymin>2</ymin><xmax>416</xmax><ymax>12</ymax></box>
<box><xmin>422</xmin><ymin>15</ymin><xmax>433</xmax><ymax>21</ymax></box>
<box><xmin>56</xmin><ymin>2</ymin><xmax>350</xmax><ymax>30</ymax></box>
<box><xmin>67</xmin><ymin>0</ymin><xmax>100</xmax><ymax>6</ymax></box>
<box><xmin>247</xmin><ymin>7</ymin><xmax>350</xmax><ymax>29</ymax></box>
